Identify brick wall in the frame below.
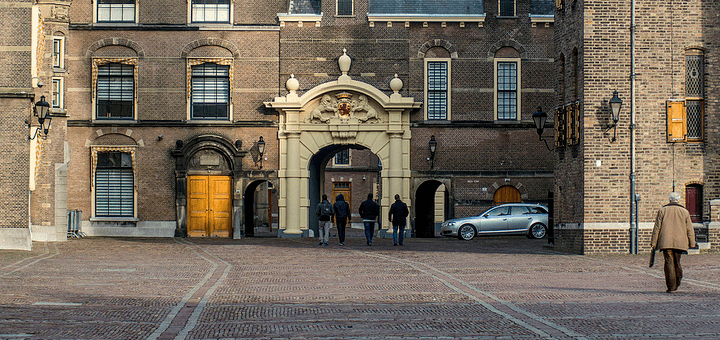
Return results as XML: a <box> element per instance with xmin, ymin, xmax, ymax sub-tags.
<box><xmin>553</xmin><ymin>0</ymin><xmax>718</xmax><ymax>253</ymax></box>
<box><xmin>58</xmin><ymin>0</ymin><xmax>556</xmax><ymax>236</ymax></box>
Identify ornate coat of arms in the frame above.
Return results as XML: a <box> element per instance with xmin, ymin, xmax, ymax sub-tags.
<box><xmin>308</xmin><ymin>92</ymin><xmax>381</xmax><ymax>124</ymax></box>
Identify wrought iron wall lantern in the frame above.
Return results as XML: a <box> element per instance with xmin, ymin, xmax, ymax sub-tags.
<box><xmin>255</xmin><ymin>136</ymin><xmax>266</xmax><ymax>169</ymax></box>
<box><xmin>28</xmin><ymin>95</ymin><xmax>51</xmax><ymax>140</ymax></box>
<box><xmin>605</xmin><ymin>90</ymin><xmax>623</xmax><ymax>142</ymax></box>
<box><xmin>532</xmin><ymin>106</ymin><xmax>553</xmax><ymax>150</ymax></box>
<box><xmin>428</xmin><ymin>135</ymin><xmax>437</xmax><ymax>169</ymax></box>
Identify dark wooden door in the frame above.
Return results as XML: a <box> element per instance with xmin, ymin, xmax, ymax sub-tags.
<box><xmin>686</xmin><ymin>185</ymin><xmax>702</xmax><ymax>223</ymax></box>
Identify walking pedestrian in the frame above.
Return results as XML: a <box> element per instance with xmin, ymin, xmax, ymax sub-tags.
<box><xmin>651</xmin><ymin>192</ymin><xmax>697</xmax><ymax>293</ymax></box>
<box><xmin>333</xmin><ymin>194</ymin><xmax>350</xmax><ymax>246</ymax></box>
<box><xmin>359</xmin><ymin>193</ymin><xmax>380</xmax><ymax>246</ymax></box>
<box><xmin>388</xmin><ymin>194</ymin><xmax>409</xmax><ymax>246</ymax></box>
<box><xmin>315</xmin><ymin>194</ymin><xmax>333</xmax><ymax>246</ymax></box>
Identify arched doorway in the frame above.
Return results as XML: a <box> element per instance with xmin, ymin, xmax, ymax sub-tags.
<box><xmin>244</xmin><ymin>180</ymin><xmax>277</xmax><ymax>237</ymax></box>
<box><xmin>414</xmin><ymin>180</ymin><xmax>449</xmax><ymax>238</ymax></box>
<box><xmin>307</xmin><ymin>144</ymin><xmax>382</xmax><ymax>236</ymax></box>
<box><xmin>171</xmin><ymin>135</ymin><xmax>246</xmax><ymax>238</ymax></box>
<box><xmin>493</xmin><ymin>185</ymin><xmax>521</xmax><ymax>205</ymax></box>
<box><xmin>265</xmin><ymin>59</ymin><xmax>421</xmax><ymax>237</ymax></box>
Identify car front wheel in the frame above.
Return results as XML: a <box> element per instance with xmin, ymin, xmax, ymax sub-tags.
<box><xmin>458</xmin><ymin>224</ymin><xmax>476</xmax><ymax>240</ymax></box>
<box><xmin>529</xmin><ymin>223</ymin><xmax>547</xmax><ymax>239</ymax></box>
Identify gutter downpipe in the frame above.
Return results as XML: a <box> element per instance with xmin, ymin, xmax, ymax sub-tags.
<box><xmin>629</xmin><ymin>0</ymin><xmax>638</xmax><ymax>254</ymax></box>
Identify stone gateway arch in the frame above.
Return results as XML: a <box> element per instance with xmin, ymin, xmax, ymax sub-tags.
<box><xmin>265</xmin><ymin>52</ymin><xmax>421</xmax><ymax>237</ymax></box>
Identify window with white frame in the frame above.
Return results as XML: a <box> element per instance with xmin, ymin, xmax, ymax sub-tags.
<box><xmin>95</xmin><ymin>151</ymin><xmax>134</xmax><ymax>217</ymax></box>
<box><xmin>425</xmin><ymin>59</ymin><xmax>450</xmax><ymax>120</ymax></box>
<box><xmin>97</xmin><ymin>0</ymin><xmax>136</xmax><ymax>23</ymax></box>
<box><xmin>495</xmin><ymin>59</ymin><xmax>520</xmax><ymax>120</ymax></box>
<box><xmin>333</xmin><ymin>149</ymin><xmax>350</xmax><ymax>166</ymax></box>
<box><xmin>191</xmin><ymin>0</ymin><xmax>231</xmax><ymax>23</ymax></box>
<box><xmin>337</xmin><ymin>0</ymin><xmax>353</xmax><ymax>16</ymax></box>
<box><xmin>95</xmin><ymin>62</ymin><xmax>135</xmax><ymax>119</ymax></box>
<box><xmin>52</xmin><ymin>78</ymin><xmax>63</xmax><ymax>109</ymax></box>
<box><xmin>498</xmin><ymin>0</ymin><xmax>515</xmax><ymax>16</ymax></box>
<box><xmin>52</xmin><ymin>37</ymin><xmax>65</xmax><ymax>69</ymax></box>
<box><xmin>191</xmin><ymin>62</ymin><xmax>230</xmax><ymax>119</ymax></box>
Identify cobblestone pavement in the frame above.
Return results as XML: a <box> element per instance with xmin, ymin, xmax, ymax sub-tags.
<box><xmin>1</xmin><ymin>230</ymin><xmax>719</xmax><ymax>339</ymax></box>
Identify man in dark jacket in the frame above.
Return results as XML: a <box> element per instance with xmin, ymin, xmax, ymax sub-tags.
<box><xmin>359</xmin><ymin>193</ymin><xmax>380</xmax><ymax>246</ymax></box>
<box><xmin>651</xmin><ymin>192</ymin><xmax>697</xmax><ymax>293</ymax></box>
<box><xmin>315</xmin><ymin>194</ymin><xmax>334</xmax><ymax>246</ymax></box>
<box><xmin>388</xmin><ymin>194</ymin><xmax>409</xmax><ymax>246</ymax></box>
<box><xmin>333</xmin><ymin>194</ymin><xmax>350</xmax><ymax>246</ymax></box>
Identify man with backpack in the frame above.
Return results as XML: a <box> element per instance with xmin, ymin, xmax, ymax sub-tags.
<box><xmin>333</xmin><ymin>194</ymin><xmax>350</xmax><ymax>246</ymax></box>
<box><xmin>315</xmin><ymin>194</ymin><xmax>334</xmax><ymax>246</ymax></box>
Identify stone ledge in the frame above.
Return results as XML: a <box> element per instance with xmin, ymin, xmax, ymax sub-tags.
<box><xmin>0</xmin><ymin>228</ymin><xmax>32</xmax><ymax>250</ymax></box>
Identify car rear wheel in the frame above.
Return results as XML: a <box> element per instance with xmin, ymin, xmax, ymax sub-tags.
<box><xmin>529</xmin><ymin>223</ymin><xmax>547</xmax><ymax>239</ymax></box>
<box><xmin>458</xmin><ymin>224</ymin><xmax>476</xmax><ymax>240</ymax></box>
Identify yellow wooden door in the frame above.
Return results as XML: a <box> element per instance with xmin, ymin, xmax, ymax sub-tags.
<box><xmin>187</xmin><ymin>175</ymin><xmax>232</xmax><ymax>237</ymax></box>
<box><xmin>209</xmin><ymin>176</ymin><xmax>232</xmax><ymax>237</ymax></box>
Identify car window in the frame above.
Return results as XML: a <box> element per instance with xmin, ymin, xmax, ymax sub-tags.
<box><xmin>486</xmin><ymin>206</ymin><xmax>509</xmax><ymax>216</ymax></box>
<box><xmin>527</xmin><ymin>206</ymin><xmax>547</xmax><ymax>214</ymax></box>
<box><xmin>511</xmin><ymin>206</ymin><xmax>530</xmax><ymax>215</ymax></box>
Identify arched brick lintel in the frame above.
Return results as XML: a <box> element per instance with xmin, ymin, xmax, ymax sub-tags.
<box><xmin>86</xmin><ymin>38</ymin><xmax>145</xmax><ymax>58</ymax></box>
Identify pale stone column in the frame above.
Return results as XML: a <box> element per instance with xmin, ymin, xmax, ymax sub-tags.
<box><xmin>283</xmin><ymin>131</ymin><xmax>303</xmax><ymax>236</ymax></box>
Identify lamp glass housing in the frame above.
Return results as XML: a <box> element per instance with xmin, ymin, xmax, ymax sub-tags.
<box><xmin>257</xmin><ymin>136</ymin><xmax>265</xmax><ymax>156</ymax></box>
<box><xmin>34</xmin><ymin>95</ymin><xmax>52</xmax><ymax>137</ymax></box>
<box><xmin>429</xmin><ymin>135</ymin><xmax>437</xmax><ymax>155</ymax></box>
<box><xmin>609</xmin><ymin>91</ymin><xmax>622</xmax><ymax>124</ymax></box>
<box><xmin>532</xmin><ymin>107</ymin><xmax>547</xmax><ymax>134</ymax></box>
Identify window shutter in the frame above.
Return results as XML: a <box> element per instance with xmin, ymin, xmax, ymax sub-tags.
<box><xmin>565</xmin><ymin>103</ymin><xmax>574</xmax><ymax>145</ymax></box>
<box><xmin>556</xmin><ymin>0</ymin><xmax>563</xmax><ymax>10</ymax></box>
<box><xmin>667</xmin><ymin>100</ymin><xmax>687</xmax><ymax>142</ymax></box>
<box><xmin>573</xmin><ymin>102</ymin><xmax>580</xmax><ymax>145</ymax></box>
<box><xmin>555</xmin><ymin>107</ymin><xmax>566</xmax><ymax>147</ymax></box>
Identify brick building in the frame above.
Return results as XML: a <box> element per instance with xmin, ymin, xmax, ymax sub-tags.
<box><xmin>2</xmin><ymin>0</ymin><xmax>557</xmax><ymax>249</ymax></box>
<box><xmin>553</xmin><ymin>0</ymin><xmax>720</xmax><ymax>253</ymax></box>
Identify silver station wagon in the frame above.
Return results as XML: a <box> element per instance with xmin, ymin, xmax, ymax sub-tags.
<box><xmin>440</xmin><ymin>203</ymin><xmax>549</xmax><ymax>240</ymax></box>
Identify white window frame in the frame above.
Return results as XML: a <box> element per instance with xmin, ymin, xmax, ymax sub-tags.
<box><xmin>188</xmin><ymin>0</ymin><xmax>234</xmax><ymax>24</ymax></box>
<box><xmin>332</xmin><ymin>149</ymin><xmax>351</xmax><ymax>167</ymax></box>
<box><xmin>90</xmin><ymin>148</ymin><xmax>138</xmax><ymax>220</ymax></box>
<box><xmin>52</xmin><ymin>36</ymin><xmax>65</xmax><ymax>69</ymax></box>
<box><xmin>498</xmin><ymin>0</ymin><xmax>516</xmax><ymax>17</ymax></box>
<box><xmin>94</xmin><ymin>0</ymin><xmax>138</xmax><ymax>24</ymax></box>
<box><xmin>336</xmin><ymin>0</ymin><xmax>354</xmax><ymax>16</ymax></box>
<box><xmin>92</xmin><ymin>59</ymin><xmax>137</xmax><ymax>120</ymax></box>
<box><xmin>494</xmin><ymin>58</ymin><xmax>521</xmax><ymax>121</ymax></box>
<box><xmin>424</xmin><ymin>58</ymin><xmax>451</xmax><ymax>121</ymax></box>
<box><xmin>187</xmin><ymin>59</ymin><xmax>233</xmax><ymax>121</ymax></box>
<box><xmin>51</xmin><ymin>77</ymin><xmax>63</xmax><ymax>109</ymax></box>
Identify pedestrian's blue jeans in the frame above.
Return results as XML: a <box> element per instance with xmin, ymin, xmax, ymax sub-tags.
<box><xmin>363</xmin><ymin>221</ymin><xmax>375</xmax><ymax>244</ymax></box>
<box><xmin>393</xmin><ymin>224</ymin><xmax>406</xmax><ymax>245</ymax></box>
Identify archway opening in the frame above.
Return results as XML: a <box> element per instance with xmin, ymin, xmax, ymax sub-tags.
<box><xmin>415</xmin><ymin>180</ymin><xmax>447</xmax><ymax>238</ymax></box>
<box><xmin>244</xmin><ymin>180</ymin><xmax>277</xmax><ymax>237</ymax></box>
<box><xmin>308</xmin><ymin>144</ymin><xmax>382</xmax><ymax>237</ymax></box>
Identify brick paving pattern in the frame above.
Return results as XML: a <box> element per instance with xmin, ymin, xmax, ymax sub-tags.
<box><xmin>1</xmin><ymin>231</ymin><xmax>719</xmax><ymax>339</ymax></box>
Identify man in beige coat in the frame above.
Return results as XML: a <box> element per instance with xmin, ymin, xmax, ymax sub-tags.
<box><xmin>651</xmin><ymin>192</ymin><xmax>697</xmax><ymax>293</ymax></box>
